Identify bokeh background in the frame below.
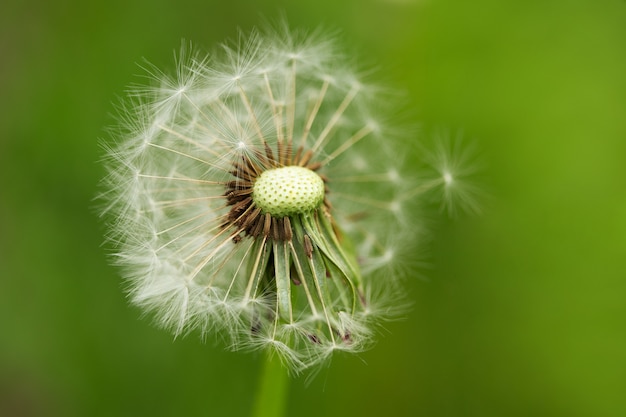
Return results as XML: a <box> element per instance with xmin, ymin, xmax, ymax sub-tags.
<box><xmin>1</xmin><ymin>0</ymin><xmax>625</xmax><ymax>416</ymax></box>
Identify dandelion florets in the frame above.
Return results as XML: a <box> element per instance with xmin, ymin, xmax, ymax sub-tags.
<box><xmin>100</xmin><ymin>24</ymin><xmax>428</xmax><ymax>373</ymax></box>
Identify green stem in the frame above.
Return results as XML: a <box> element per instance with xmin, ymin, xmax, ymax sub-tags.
<box><xmin>251</xmin><ymin>353</ymin><xmax>289</xmax><ymax>417</ymax></box>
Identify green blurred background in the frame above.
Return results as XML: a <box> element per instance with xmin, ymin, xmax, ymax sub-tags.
<box><xmin>1</xmin><ymin>0</ymin><xmax>625</xmax><ymax>416</ymax></box>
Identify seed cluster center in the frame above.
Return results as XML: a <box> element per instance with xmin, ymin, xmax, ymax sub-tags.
<box><xmin>252</xmin><ymin>166</ymin><xmax>325</xmax><ymax>217</ymax></box>
<box><xmin>223</xmin><ymin>141</ymin><xmax>330</xmax><ymax>242</ymax></box>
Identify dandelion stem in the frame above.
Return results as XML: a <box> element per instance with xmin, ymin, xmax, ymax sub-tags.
<box><xmin>251</xmin><ymin>352</ymin><xmax>289</xmax><ymax>417</ymax></box>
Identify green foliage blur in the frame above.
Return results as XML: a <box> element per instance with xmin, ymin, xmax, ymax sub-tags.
<box><xmin>1</xmin><ymin>0</ymin><xmax>625</xmax><ymax>416</ymax></box>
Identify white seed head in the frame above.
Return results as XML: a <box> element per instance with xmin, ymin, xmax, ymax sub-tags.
<box><xmin>99</xmin><ymin>23</ymin><xmax>432</xmax><ymax>373</ymax></box>
<box><xmin>252</xmin><ymin>166</ymin><xmax>325</xmax><ymax>217</ymax></box>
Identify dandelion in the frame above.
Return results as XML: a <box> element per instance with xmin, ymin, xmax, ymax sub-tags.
<box><xmin>100</xmin><ymin>25</ymin><xmax>467</xmax><ymax>373</ymax></box>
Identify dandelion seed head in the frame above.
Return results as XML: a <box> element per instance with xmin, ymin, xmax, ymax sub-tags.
<box><xmin>99</xmin><ymin>23</ymin><xmax>432</xmax><ymax>373</ymax></box>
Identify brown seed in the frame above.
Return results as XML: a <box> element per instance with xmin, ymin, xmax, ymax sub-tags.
<box><xmin>303</xmin><ymin>235</ymin><xmax>313</xmax><ymax>259</ymax></box>
<box><xmin>283</xmin><ymin>217</ymin><xmax>293</xmax><ymax>241</ymax></box>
